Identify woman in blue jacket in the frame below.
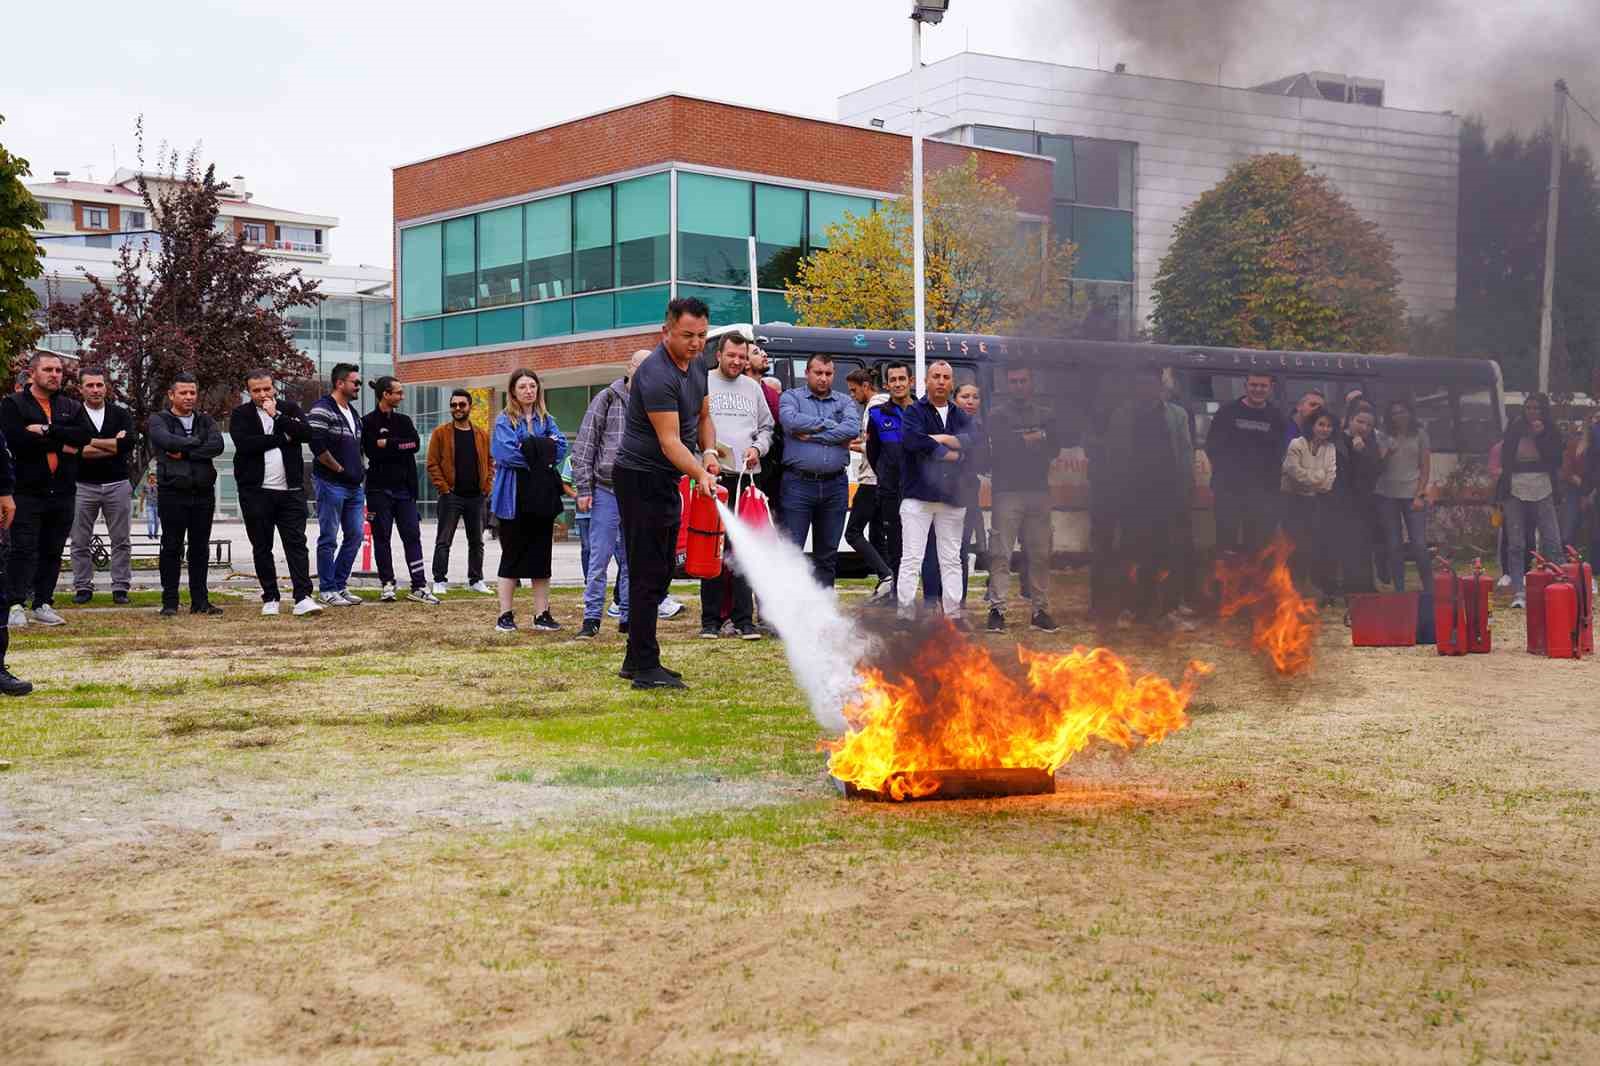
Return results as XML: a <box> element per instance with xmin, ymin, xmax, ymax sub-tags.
<box><xmin>490</xmin><ymin>368</ymin><xmax>567</xmax><ymax>633</ymax></box>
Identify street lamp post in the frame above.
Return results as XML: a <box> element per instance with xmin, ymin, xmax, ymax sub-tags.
<box><xmin>909</xmin><ymin>1</ymin><xmax>948</xmax><ymax>397</ymax></box>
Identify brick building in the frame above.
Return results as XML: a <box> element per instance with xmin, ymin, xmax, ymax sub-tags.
<box><xmin>391</xmin><ymin>93</ymin><xmax>1053</xmax><ymax>505</ymax></box>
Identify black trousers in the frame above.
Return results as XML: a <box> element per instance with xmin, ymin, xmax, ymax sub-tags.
<box><xmin>616</xmin><ymin>466</ymin><xmax>679</xmax><ymax>674</ymax></box>
<box><xmin>158</xmin><ymin>490</ymin><xmax>215</xmax><ymax>609</ymax></box>
<box><xmin>1214</xmin><ymin>486</ymin><xmax>1279</xmax><ymax>557</ymax></box>
<box><xmin>369</xmin><ymin>491</ymin><xmax>426</xmax><ymax>590</ymax></box>
<box><xmin>1087</xmin><ymin>485</ymin><xmax>1120</xmax><ymax>620</ymax></box>
<box><xmin>0</xmin><ymin>527</ymin><xmax>11</xmax><ymax>667</ymax></box>
<box><xmin>1122</xmin><ymin>506</ymin><xmax>1184</xmax><ymax>621</ymax></box>
<box><xmin>241</xmin><ymin>488</ymin><xmax>312</xmax><ymax>603</ymax></box>
<box><xmin>879</xmin><ymin>489</ymin><xmax>904</xmax><ymax>590</ymax></box>
<box><xmin>844</xmin><ymin>483</ymin><xmax>893</xmax><ymax>580</ymax></box>
<box><xmin>7</xmin><ymin>491</ymin><xmax>73</xmax><ymax>609</ymax></box>
<box><xmin>432</xmin><ymin>491</ymin><xmax>485</xmax><ymax>584</ymax></box>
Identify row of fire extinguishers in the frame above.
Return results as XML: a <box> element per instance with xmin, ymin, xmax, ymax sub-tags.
<box><xmin>676</xmin><ymin>472</ymin><xmax>775</xmax><ymax>580</ymax></box>
<box><xmin>1432</xmin><ymin>548</ymin><xmax>1594</xmax><ymax>659</ymax></box>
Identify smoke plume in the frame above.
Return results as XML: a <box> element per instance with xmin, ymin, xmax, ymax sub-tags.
<box><xmin>1028</xmin><ymin>0</ymin><xmax>1600</xmax><ymax>152</ymax></box>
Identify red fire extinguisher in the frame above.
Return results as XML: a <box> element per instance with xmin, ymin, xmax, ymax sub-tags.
<box><xmin>1563</xmin><ymin>547</ymin><xmax>1594</xmax><ymax>656</ymax></box>
<box><xmin>1545</xmin><ymin>577</ymin><xmax>1582</xmax><ymax>660</ymax></box>
<box><xmin>1463</xmin><ymin>558</ymin><xmax>1493</xmax><ymax>654</ymax></box>
<box><xmin>1432</xmin><ymin>559</ymin><xmax>1467</xmax><ymax>657</ymax></box>
<box><xmin>1526</xmin><ymin>554</ymin><xmax>1562</xmax><ymax>655</ymax></box>
<box><xmin>679</xmin><ymin>477</ymin><xmax>729</xmax><ymax>580</ymax></box>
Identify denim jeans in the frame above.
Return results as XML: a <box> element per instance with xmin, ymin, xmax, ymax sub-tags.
<box><xmin>582</xmin><ymin>486</ymin><xmax>629</xmax><ymax>622</ymax></box>
<box><xmin>1377</xmin><ymin>495</ymin><xmax>1429</xmax><ymax>592</ymax></box>
<box><xmin>1504</xmin><ymin>495</ymin><xmax>1563</xmax><ymax>596</ymax></box>
<box><xmin>315</xmin><ymin>479</ymin><xmax>365</xmax><ymax>593</ymax></box>
<box><xmin>780</xmin><ymin>471</ymin><xmax>849</xmax><ymax>588</ymax></box>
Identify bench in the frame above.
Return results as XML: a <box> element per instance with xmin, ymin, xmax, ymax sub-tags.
<box><xmin>63</xmin><ymin>534</ymin><xmax>233</xmax><ymax>570</ymax></box>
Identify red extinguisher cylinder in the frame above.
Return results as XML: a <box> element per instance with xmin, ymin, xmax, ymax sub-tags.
<box><xmin>1432</xmin><ymin>571</ymin><xmax>1467</xmax><ymax>656</ymax></box>
<box><xmin>1526</xmin><ymin>570</ymin><xmax>1556</xmax><ymax>655</ymax></box>
<box><xmin>1561</xmin><ymin>560</ymin><xmax>1594</xmax><ymax>655</ymax></box>
<box><xmin>1545</xmin><ymin>581</ymin><xmax>1580</xmax><ymax>660</ymax></box>
<box><xmin>1463</xmin><ymin>573</ymin><xmax>1493</xmax><ymax>654</ymax></box>
<box><xmin>682</xmin><ymin>485</ymin><xmax>730</xmax><ymax>579</ymax></box>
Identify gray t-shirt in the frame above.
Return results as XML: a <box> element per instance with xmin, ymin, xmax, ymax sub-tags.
<box><xmin>1376</xmin><ymin>426</ymin><xmax>1429</xmax><ymax>499</ymax></box>
<box><xmin>705</xmin><ymin>370</ymin><xmax>773</xmax><ymax>476</ymax></box>
<box><xmin>615</xmin><ymin>343</ymin><xmax>708</xmax><ymax>477</ymax></box>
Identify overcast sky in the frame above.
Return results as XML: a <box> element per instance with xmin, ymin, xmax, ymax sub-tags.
<box><xmin>7</xmin><ymin>0</ymin><xmax>1597</xmax><ymax>268</ymax></box>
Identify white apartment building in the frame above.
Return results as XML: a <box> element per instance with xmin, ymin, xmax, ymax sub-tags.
<box><xmin>839</xmin><ymin>53</ymin><xmax>1460</xmax><ymax>338</ymax></box>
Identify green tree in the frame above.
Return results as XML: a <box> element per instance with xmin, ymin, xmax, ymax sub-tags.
<box><xmin>1151</xmin><ymin>153</ymin><xmax>1405</xmax><ymax>353</ymax></box>
<box><xmin>1455</xmin><ymin>119</ymin><xmax>1600</xmax><ymax>393</ymax></box>
<box><xmin>0</xmin><ymin>115</ymin><xmax>46</xmax><ymax>380</ymax></box>
<box><xmin>48</xmin><ymin>134</ymin><xmax>318</xmax><ymax>478</ymax></box>
<box><xmin>786</xmin><ymin>155</ymin><xmax>1077</xmax><ymax>335</ymax></box>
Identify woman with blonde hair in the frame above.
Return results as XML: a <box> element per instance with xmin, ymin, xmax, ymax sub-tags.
<box><xmin>489</xmin><ymin>368</ymin><xmax>567</xmax><ymax>632</ymax></box>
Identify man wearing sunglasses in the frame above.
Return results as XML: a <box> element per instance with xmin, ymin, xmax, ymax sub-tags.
<box><xmin>426</xmin><ymin>388</ymin><xmax>493</xmax><ymax>594</ymax></box>
<box><xmin>307</xmin><ymin>362</ymin><xmax>368</xmax><ymax>606</ymax></box>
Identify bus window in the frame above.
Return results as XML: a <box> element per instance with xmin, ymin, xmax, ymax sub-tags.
<box><xmin>1415</xmin><ymin>389</ymin><xmax>1457</xmax><ymax>451</ymax></box>
<box><xmin>1457</xmin><ymin>388</ymin><xmax>1500</xmax><ymax>456</ymax></box>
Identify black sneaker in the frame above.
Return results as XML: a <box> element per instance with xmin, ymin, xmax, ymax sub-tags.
<box><xmin>159</xmin><ymin>605</ymin><xmax>178</xmax><ymax>617</ymax></box>
<box><xmin>576</xmin><ymin>618</ymin><xmax>601</xmax><ymax>639</ymax></box>
<box><xmin>631</xmin><ymin>667</ymin><xmax>687</xmax><ymax>690</ymax></box>
<box><xmin>737</xmin><ymin>622</ymin><xmax>762</xmax><ymax>641</ymax></box>
<box><xmin>494</xmin><ymin>611</ymin><xmax>518</xmax><ymax>633</ymax></box>
<box><xmin>72</xmin><ymin>589</ymin><xmax>93</xmax><ymax>605</ymax></box>
<box><xmin>618</xmin><ymin>665</ymin><xmax>682</xmax><ymax>680</ymax></box>
<box><xmin>986</xmin><ymin>607</ymin><xmax>1005</xmax><ymax>633</ymax></box>
<box><xmin>0</xmin><ymin>668</ymin><xmax>33</xmax><ymax>696</ymax></box>
<box><xmin>618</xmin><ymin>620</ymin><xmax>629</xmax><ymax>635</ymax></box>
<box><xmin>699</xmin><ymin>624</ymin><xmax>721</xmax><ymax>639</ymax></box>
<box><xmin>112</xmin><ymin>591</ymin><xmax>130</xmax><ymax>606</ymax></box>
<box><xmin>1031</xmin><ymin>611</ymin><xmax>1060</xmax><ymax>633</ymax></box>
<box><xmin>533</xmin><ymin>611</ymin><xmax>561</xmax><ymax>632</ymax></box>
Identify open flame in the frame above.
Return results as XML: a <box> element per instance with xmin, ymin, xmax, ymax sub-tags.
<box><xmin>823</xmin><ymin>623</ymin><xmax>1212</xmax><ymax>800</ymax></box>
<box><xmin>1214</xmin><ymin>534</ymin><xmax>1319</xmax><ymax>675</ymax></box>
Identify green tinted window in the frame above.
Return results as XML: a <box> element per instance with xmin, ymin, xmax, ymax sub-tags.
<box><xmin>443</xmin><ymin>217</ymin><xmax>476</xmax><ymax>312</ymax></box>
<box><xmin>678</xmin><ymin>173</ymin><xmax>751</xmax><ymax>286</ymax></box>
<box><xmin>573</xmin><ymin>187</ymin><xmax>613</xmax><ymax>293</ymax></box>
<box><xmin>616</xmin><ymin>285</ymin><xmax>670</xmax><ymax>328</ymax></box>
<box><xmin>676</xmin><ymin>284</ymin><xmax>750</xmax><ymax>328</ymax></box>
<box><xmin>758</xmin><ymin>290</ymin><xmax>795</xmax><ymax>325</ymax></box>
<box><xmin>400</xmin><ymin>224</ymin><xmax>441</xmax><ymax>319</ymax></box>
<box><xmin>402</xmin><ymin>318</ymin><xmax>442</xmax><ymax>354</ymax></box>
<box><xmin>1069</xmin><ymin>207</ymin><xmax>1134</xmax><ymax>281</ymax></box>
<box><xmin>525</xmin><ymin>196</ymin><xmax>572</xmax><ymax>301</ymax></box>
<box><xmin>808</xmin><ymin>191</ymin><xmax>873</xmax><ymax>249</ymax></box>
<box><xmin>442</xmin><ymin>312</ymin><xmax>476</xmax><ymax>349</ymax></box>
<box><xmin>573</xmin><ymin>292</ymin><xmax>613</xmax><ymax>333</ymax></box>
<box><xmin>1040</xmin><ymin>135</ymin><xmax>1075</xmax><ymax>202</ymax></box>
<box><xmin>972</xmin><ymin>126</ymin><xmax>1037</xmax><ymax>154</ymax></box>
<box><xmin>544</xmin><ymin>387</ymin><xmax>592</xmax><ymax>442</ymax></box>
<box><xmin>755</xmin><ymin>184</ymin><xmax>805</xmax><ymax>289</ymax></box>
<box><xmin>1073</xmin><ymin>140</ymin><xmax>1133</xmax><ymax>209</ymax></box>
<box><xmin>527</xmin><ymin>299</ymin><xmax>572</xmax><ymax>339</ymax></box>
<box><xmin>477</xmin><ymin>206</ymin><xmax>523</xmax><ymax>307</ymax></box>
<box><xmin>615</xmin><ymin>173</ymin><xmax>669</xmax><ymax>287</ymax></box>
<box><xmin>477</xmin><ymin>307</ymin><xmax>522</xmax><ymax>345</ymax></box>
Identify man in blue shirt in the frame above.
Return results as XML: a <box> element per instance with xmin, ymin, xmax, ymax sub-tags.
<box><xmin>895</xmin><ymin>360</ymin><xmax>976</xmax><ymax>624</ymax></box>
<box><xmin>778</xmin><ymin>354</ymin><xmax>861</xmax><ymax>588</ymax></box>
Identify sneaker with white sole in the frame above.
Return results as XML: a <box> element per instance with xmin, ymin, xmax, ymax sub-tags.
<box><xmin>871</xmin><ymin>578</ymin><xmax>895</xmax><ymax>602</ymax></box>
<box><xmin>1511</xmin><ymin>593</ymin><xmax>1526</xmax><ymax>609</ymax></box>
<box><xmin>606</xmin><ymin>602</ymin><xmax>622</xmax><ymax>619</ymax></box>
<box><xmin>469</xmin><ymin>580</ymin><xmax>493</xmax><ymax>594</ymax></box>
<box><xmin>406</xmin><ymin>587</ymin><xmax>441</xmax><ymax>605</ymax></box>
<box><xmin>317</xmin><ymin>591</ymin><xmax>345</xmax><ymax>608</ymax></box>
<box><xmin>494</xmin><ymin>611</ymin><xmax>518</xmax><ymax>633</ymax></box>
<box><xmin>532</xmin><ymin>611</ymin><xmax>562</xmax><ymax>632</ymax></box>
<box><xmin>658</xmin><ymin>596</ymin><xmax>684</xmax><ymax>619</ymax></box>
<box><xmin>432</xmin><ymin>581</ymin><xmax>449</xmax><ymax>596</ymax></box>
<box><xmin>30</xmin><ymin>604</ymin><xmax>65</xmax><ymax>626</ymax></box>
<box><xmin>292</xmin><ymin>597</ymin><xmax>324</xmax><ymax>616</ymax></box>
<box><xmin>261</xmin><ymin>600</ymin><xmax>280</xmax><ymax>617</ymax></box>
<box><xmin>7</xmin><ymin>604</ymin><xmax>27</xmax><ymax>628</ymax></box>
<box><xmin>1496</xmin><ymin>574</ymin><xmax>1512</xmax><ymax>589</ymax></box>
<box><xmin>380</xmin><ymin>583</ymin><xmax>397</xmax><ymax>603</ymax></box>
<box><xmin>339</xmin><ymin>589</ymin><xmax>363</xmax><ymax>606</ymax></box>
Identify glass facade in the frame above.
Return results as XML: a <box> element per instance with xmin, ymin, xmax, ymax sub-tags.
<box><xmin>974</xmin><ymin>126</ymin><xmax>1136</xmax><ymax>335</ymax></box>
<box><xmin>398</xmin><ymin>169</ymin><xmax>878</xmax><ymax>355</ymax></box>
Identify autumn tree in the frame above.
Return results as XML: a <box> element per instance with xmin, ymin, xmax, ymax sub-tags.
<box><xmin>0</xmin><ymin>115</ymin><xmax>45</xmax><ymax>380</ymax></box>
<box><xmin>48</xmin><ymin>133</ymin><xmax>319</xmax><ymax>478</ymax></box>
<box><xmin>786</xmin><ymin>155</ymin><xmax>1077</xmax><ymax>335</ymax></box>
<box><xmin>1151</xmin><ymin>153</ymin><xmax>1405</xmax><ymax>353</ymax></box>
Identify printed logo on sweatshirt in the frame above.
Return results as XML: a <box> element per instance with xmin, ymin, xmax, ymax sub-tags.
<box><xmin>1233</xmin><ymin>418</ymin><xmax>1274</xmax><ymax>434</ymax></box>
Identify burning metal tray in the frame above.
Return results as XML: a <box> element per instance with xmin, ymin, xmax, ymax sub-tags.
<box><xmin>831</xmin><ymin>767</ymin><xmax>1057</xmax><ymax>802</ymax></box>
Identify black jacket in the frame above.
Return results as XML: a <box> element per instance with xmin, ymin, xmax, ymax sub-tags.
<box><xmin>229</xmin><ymin>399</ymin><xmax>311</xmax><ymax>492</ymax></box>
<box><xmin>1496</xmin><ymin>419</ymin><xmax>1564</xmax><ymax>503</ymax></box>
<box><xmin>74</xmin><ymin>402</ymin><xmax>137</xmax><ymax>485</ymax></box>
<box><xmin>0</xmin><ymin>389</ymin><xmax>92</xmax><ymax>497</ymax></box>
<box><xmin>0</xmin><ymin>424</ymin><xmax>15</xmax><ymax>497</ymax></box>
<box><xmin>148</xmin><ymin>409</ymin><xmax>225</xmax><ymax>494</ymax></box>
<box><xmin>361</xmin><ymin>407</ymin><xmax>421</xmax><ymax>498</ymax></box>
<box><xmin>1205</xmin><ymin>397</ymin><xmax>1291</xmax><ymax>496</ymax></box>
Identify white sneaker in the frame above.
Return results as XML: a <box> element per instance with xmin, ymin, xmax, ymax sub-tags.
<box><xmin>30</xmin><ymin>604</ymin><xmax>65</xmax><ymax>626</ymax></box>
<box><xmin>406</xmin><ymin>587</ymin><xmax>441</xmax><ymax>605</ymax></box>
<box><xmin>658</xmin><ymin>596</ymin><xmax>684</xmax><ymax>619</ymax></box>
<box><xmin>338</xmin><ymin>589</ymin><xmax>363</xmax><ymax>606</ymax></box>
<box><xmin>1496</xmin><ymin>574</ymin><xmax>1512</xmax><ymax>589</ymax></box>
<box><xmin>1511</xmin><ymin>593</ymin><xmax>1526</xmax><ymax>609</ymax></box>
<box><xmin>292</xmin><ymin>596</ymin><xmax>324</xmax><ymax>616</ymax></box>
<box><xmin>380</xmin><ymin>583</ymin><xmax>397</xmax><ymax>603</ymax></box>
<box><xmin>606</xmin><ymin>602</ymin><xmax>621</xmax><ymax>619</ymax></box>
<box><xmin>469</xmin><ymin>580</ymin><xmax>493</xmax><ymax>594</ymax></box>
<box><xmin>317</xmin><ymin>591</ymin><xmax>345</xmax><ymax>608</ymax></box>
<box><xmin>261</xmin><ymin>600</ymin><xmax>280</xmax><ymax>617</ymax></box>
<box><xmin>7</xmin><ymin>604</ymin><xmax>27</xmax><ymax>628</ymax></box>
<box><xmin>432</xmin><ymin>581</ymin><xmax>449</xmax><ymax>596</ymax></box>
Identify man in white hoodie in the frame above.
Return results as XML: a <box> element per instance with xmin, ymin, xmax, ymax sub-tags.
<box><xmin>701</xmin><ymin>333</ymin><xmax>773</xmax><ymax>639</ymax></box>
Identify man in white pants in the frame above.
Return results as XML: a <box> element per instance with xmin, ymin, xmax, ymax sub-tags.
<box><xmin>895</xmin><ymin>361</ymin><xmax>976</xmax><ymax>624</ymax></box>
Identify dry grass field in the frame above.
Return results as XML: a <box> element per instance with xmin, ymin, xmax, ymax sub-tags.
<box><xmin>2</xmin><ymin>579</ymin><xmax>1597</xmax><ymax>1065</ymax></box>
